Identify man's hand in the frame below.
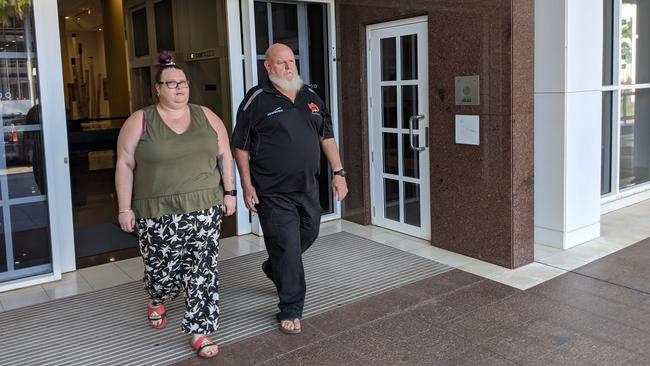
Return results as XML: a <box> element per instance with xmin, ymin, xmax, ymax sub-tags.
<box><xmin>223</xmin><ymin>195</ymin><xmax>237</xmax><ymax>216</ymax></box>
<box><xmin>243</xmin><ymin>185</ymin><xmax>259</xmax><ymax>212</ymax></box>
<box><xmin>332</xmin><ymin>176</ymin><xmax>348</xmax><ymax>201</ymax></box>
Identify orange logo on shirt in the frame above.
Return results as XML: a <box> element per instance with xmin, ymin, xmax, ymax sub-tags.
<box><xmin>308</xmin><ymin>102</ymin><xmax>320</xmax><ymax>113</ymax></box>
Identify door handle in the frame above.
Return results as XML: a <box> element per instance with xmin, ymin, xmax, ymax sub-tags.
<box><xmin>408</xmin><ymin>115</ymin><xmax>426</xmax><ymax>152</ymax></box>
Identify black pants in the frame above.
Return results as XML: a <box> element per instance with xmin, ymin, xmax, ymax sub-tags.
<box><xmin>257</xmin><ymin>189</ymin><xmax>321</xmax><ymax>320</ymax></box>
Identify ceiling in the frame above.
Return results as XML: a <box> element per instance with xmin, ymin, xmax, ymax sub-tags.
<box><xmin>58</xmin><ymin>0</ymin><xmax>103</xmax><ymax>32</ymax></box>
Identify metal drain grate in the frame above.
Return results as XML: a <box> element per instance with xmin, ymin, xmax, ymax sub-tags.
<box><xmin>0</xmin><ymin>232</ymin><xmax>452</xmax><ymax>366</ymax></box>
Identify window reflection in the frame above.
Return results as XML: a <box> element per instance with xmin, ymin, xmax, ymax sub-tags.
<box><xmin>0</xmin><ymin>2</ymin><xmax>52</xmax><ymax>281</ymax></box>
<box><xmin>621</xmin><ymin>1</ymin><xmax>650</xmax><ymax>85</ymax></box>
<box><xmin>619</xmin><ymin>88</ymin><xmax>650</xmax><ymax>189</ymax></box>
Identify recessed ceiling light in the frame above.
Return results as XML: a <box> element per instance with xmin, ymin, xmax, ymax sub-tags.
<box><xmin>65</xmin><ymin>16</ymin><xmax>70</xmax><ymax>19</ymax></box>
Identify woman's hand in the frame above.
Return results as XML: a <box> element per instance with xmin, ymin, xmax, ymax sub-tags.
<box><xmin>118</xmin><ymin>210</ymin><xmax>136</xmax><ymax>232</ymax></box>
<box><xmin>224</xmin><ymin>195</ymin><xmax>237</xmax><ymax>216</ymax></box>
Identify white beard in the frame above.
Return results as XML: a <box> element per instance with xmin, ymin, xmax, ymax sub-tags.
<box><xmin>269</xmin><ymin>74</ymin><xmax>304</xmax><ymax>93</ymax></box>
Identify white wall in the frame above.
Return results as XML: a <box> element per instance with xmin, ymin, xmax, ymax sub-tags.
<box><xmin>534</xmin><ymin>0</ymin><xmax>603</xmax><ymax>249</ymax></box>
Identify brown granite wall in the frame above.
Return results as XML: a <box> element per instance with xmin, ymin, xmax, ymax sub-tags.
<box><xmin>337</xmin><ymin>0</ymin><xmax>534</xmax><ymax>268</ymax></box>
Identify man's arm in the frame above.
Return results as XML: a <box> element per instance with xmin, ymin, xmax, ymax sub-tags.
<box><xmin>234</xmin><ymin>148</ymin><xmax>259</xmax><ymax>212</ymax></box>
<box><xmin>320</xmin><ymin>137</ymin><xmax>348</xmax><ymax>201</ymax></box>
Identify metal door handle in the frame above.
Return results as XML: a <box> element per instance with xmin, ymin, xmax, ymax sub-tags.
<box><xmin>408</xmin><ymin>115</ymin><xmax>426</xmax><ymax>152</ymax></box>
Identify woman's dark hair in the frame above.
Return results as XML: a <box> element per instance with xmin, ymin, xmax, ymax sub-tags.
<box><xmin>155</xmin><ymin>51</ymin><xmax>183</xmax><ymax>83</ymax></box>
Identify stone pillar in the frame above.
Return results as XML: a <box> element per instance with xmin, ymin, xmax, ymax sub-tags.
<box><xmin>101</xmin><ymin>0</ymin><xmax>130</xmax><ymax>116</ymax></box>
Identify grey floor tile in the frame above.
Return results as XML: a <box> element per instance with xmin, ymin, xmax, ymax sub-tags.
<box><xmin>450</xmin><ymin>346</ymin><xmax>519</xmax><ymax>366</ymax></box>
<box><xmin>284</xmin><ymin>337</ymin><xmax>361</xmax><ymax>366</ymax></box>
<box><xmin>335</xmin><ymin>311</ymin><xmax>436</xmax><ymax>360</ymax></box>
<box><xmin>530</xmin><ymin>334</ymin><xmax>643</xmax><ymax>366</ymax></box>
<box><xmin>481</xmin><ymin>319</ymin><xmax>579</xmax><ymax>364</ymax></box>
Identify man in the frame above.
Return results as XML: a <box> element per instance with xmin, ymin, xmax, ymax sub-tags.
<box><xmin>232</xmin><ymin>43</ymin><xmax>348</xmax><ymax>334</ymax></box>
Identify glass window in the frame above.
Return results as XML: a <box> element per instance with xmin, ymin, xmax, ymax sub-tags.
<box><xmin>619</xmin><ymin>88</ymin><xmax>650</xmax><ymax>189</ymax></box>
<box><xmin>132</xmin><ymin>8</ymin><xmax>149</xmax><ymax>57</ymax></box>
<box><xmin>130</xmin><ymin>67</ymin><xmax>152</xmax><ymax>110</ymax></box>
<box><xmin>0</xmin><ymin>3</ymin><xmax>53</xmax><ymax>282</ymax></box>
<box><xmin>382</xmin><ymin>86</ymin><xmax>397</xmax><ymax>128</ymax></box>
<box><xmin>384</xmin><ymin>179</ymin><xmax>399</xmax><ymax>221</ymax></box>
<box><xmin>271</xmin><ymin>3</ymin><xmax>299</xmax><ymax>54</ymax></box>
<box><xmin>254</xmin><ymin>2</ymin><xmax>269</xmax><ymax>55</ymax></box>
<box><xmin>403</xmin><ymin>182</ymin><xmax>420</xmax><ymax>227</ymax></box>
<box><xmin>381</xmin><ymin>38</ymin><xmax>396</xmax><ymax>81</ymax></box>
<box><xmin>155</xmin><ymin>0</ymin><xmax>175</xmax><ymax>52</ymax></box>
<box><xmin>11</xmin><ymin>202</ymin><xmax>50</xmax><ymax>270</ymax></box>
<box><xmin>602</xmin><ymin>91</ymin><xmax>613</xmax><ymax>195</ymax></box>
<box><xmin>603</xmin><ymin>0</ymin><xmax>615</xmax><ymax>85</ymax></box>
<box><xmin>401</xmin><ymin>34</ymin><xmax>418</xmax><ymax>80</ymax></box>
<box><xmin>620</xmin><ymin>1</ymin><xmax>650</xmax><ymax>85</ymax></box>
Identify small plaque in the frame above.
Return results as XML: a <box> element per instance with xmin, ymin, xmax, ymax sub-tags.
<box><xmin>454</xmin><ymin>75</ymin><xmax>480</xmax><ymax>105</ymax></box>
<box><xmin>455</xmin><ymin>115</ymin><xmax>480</xmax><ymax>145</ymax></box>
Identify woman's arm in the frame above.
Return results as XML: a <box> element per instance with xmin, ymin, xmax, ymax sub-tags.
<box><xmin>203</xmin><ymin>106</ymin><xmax>237</xmax><ymax>216</ymax></box>
<box><xmin>115</xmin><ymin>111</ymin><xmax>144</xmax><ymax>232</ymax></box>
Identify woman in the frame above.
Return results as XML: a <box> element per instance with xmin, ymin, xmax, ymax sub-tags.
<box><xmin>115</xmin><ymin>51</ymin><xmax>236</xmax><ymax>359</ymax></box>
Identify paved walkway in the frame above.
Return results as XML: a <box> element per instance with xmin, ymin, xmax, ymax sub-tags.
<box><xmin>174</xmin><ymin>237</ymin><xmax>650</xmax><ymax>365</ymax></box>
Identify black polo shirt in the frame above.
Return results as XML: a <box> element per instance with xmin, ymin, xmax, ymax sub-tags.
<box><xmin>232</xmin><ymin>78</ymin><xmax>334</xmax><ymax>194</ymax></box>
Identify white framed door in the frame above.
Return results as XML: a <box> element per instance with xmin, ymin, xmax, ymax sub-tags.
<box><xmin>367</xmin><ymin>17</ymin><xmax>430</xmax><ymax>240</ymax></box>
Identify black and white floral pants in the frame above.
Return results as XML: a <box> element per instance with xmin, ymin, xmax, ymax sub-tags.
<box><xmin>137</xmin><ymin>205</ymin><xmax>222</xmax><ymax>334</ymax></box>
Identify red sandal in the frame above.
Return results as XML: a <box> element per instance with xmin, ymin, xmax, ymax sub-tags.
<box><xmin>191</xmin><ymin>335</ymin><xmax>219</xmax><ymax>359</ymax></box>
<box><xmin>147</xmin><ymin>304</ymin><xmax>167</xmax><ymax>329</ymax></box>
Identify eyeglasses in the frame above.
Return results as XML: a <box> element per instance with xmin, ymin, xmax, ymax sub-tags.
<box><xmin>159</xmin><ymin>80</ymin><xmax>190</xmax><ymax>89</ymax></box>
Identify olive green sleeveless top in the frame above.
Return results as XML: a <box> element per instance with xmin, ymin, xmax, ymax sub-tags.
<box><xmin>132</xmin><ymin>104</ymin><xmax>224</xmax><ymax>219</ymax></box>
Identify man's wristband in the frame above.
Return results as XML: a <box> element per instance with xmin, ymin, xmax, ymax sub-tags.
<box><xmin>224</xmin><ymin>190</ymin><xmax>237</xmax><ymax>196</ymax></box>
<box><xmin>333</xmin><ymin>169</ymin><xmax>347</xmax><ymax>177</ymax></box>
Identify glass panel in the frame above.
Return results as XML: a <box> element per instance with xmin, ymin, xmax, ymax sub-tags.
<box><xmin>7</xmin><ymin>130</ymin><xmax>46</xmax><ymax>198</ymax></box>
<box><xmin>155</xmin><ymin>0</ymin><xmax>175</xmax><ymax>52</ymax></box>
<box><xmin>603</xmin><ymin>0</ymin><xmax>614</xmax><ymax>85</ymax></box>
<box><xmin>621</xmin><ymin>1</ymin><xmax>650</xmax><ymax>84</ymax></box>
<box><xmin>602</xmin><ymin>92</ymin><xmax>613</xmax><ymax>195</ymax></box>
<box><xmin>404</xmin><ymin>182</ymin><xmax>421</xmax><ymax>227</ymax></box>
<box><xmin>271</xmin><ymin>3</ymin><xmax>299</xmax><ymax>54</ymax></box>
<box><xmin>0</xmin><ymin>3</ymin><xmax>52</xmax><ymax>281</ymax></box>
<box><xmin>619</xmin><ymin>88</ymin><xmax>650</xmax><ymax>189</ymax></box>
<box><xmin>382</xmin><ymin>86</ymin><xmax>397</xmax><ymax>128</ymax></box>
<box><xmin>254</xmin><ymin>2</ymin><xmax>269</xmax><ymax>55</ymax></box>
<box><xmin>403</xmin><ymin>134</ymin><xmax>420</xmax><ymax>178</ymax></box>
<box><xmin>383</xmin><ymin>133</ymin><xmax>398</xmax><ymax>174</ymax></box>
<box><xmin>257</xmin><ymin>60</ymin><xmax>267</xmax><ymax>81</ymax></box>
<box><xmin>130</xmin><ymin>67</ymin><xmax>152</xmax><ymax>110</ymax></box>
<box><xmin>11</xmin><ymin>202</ymin><xmax>51</xmax><ymax>270</ymax></box>
<box><xmin>402</xmin><ymin>85</ymin><xmax>418</xmax><ymax>129</ymax></box>
<box><xmin>132</xmin><ymin>8</ymin><xmax>149</xmax><ymax>57</ymax></box>
<box><xmin>401</xmin><ymin>34</ymin><xmax>417</xmax><ymax>80</ymax></box>
<box><xmin>384</xmin><ymin>179</ymin><xmax>399</xmax><ymax>222</ymax></box>
<box><xmin>381</xmin><ymin>38</ymin><xmax>396</xmax><ymax>81</ymax></box>
<box><xmin>0</xmin><ymin>211</ymin><xmax>5</xmax><ymax>273</ymax></box>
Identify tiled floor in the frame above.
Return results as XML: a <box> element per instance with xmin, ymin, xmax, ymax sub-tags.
<box><xmin>1</xmin><ymin>199</ymin><xmax>649</xmax><ymax>311</ymax></box>
<box><xmin>172</xmin><ymin>236</ymin><xmax>650</xmax><ymax>366</ymax></box>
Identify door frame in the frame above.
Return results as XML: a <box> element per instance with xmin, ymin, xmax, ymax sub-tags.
<box><xmin>366</xmin><ymin>16</ymin><xmax>431</xmax><ymax>240</ymax></box>
<box><xmin>0</xmin><ymin>0</ymin><xmax>74</xmax><ymax>292</ymax></box>
<box><xmin>226</xmin><ymin>0</ymin><xmax>341</xmax><ymax>235</ymax></box>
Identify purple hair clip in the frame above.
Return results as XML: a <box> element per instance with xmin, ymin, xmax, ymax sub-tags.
<box><xmin>158</xmin><ymin>51</ymin><xmax>176</xmax><ymax>67</ymax></box>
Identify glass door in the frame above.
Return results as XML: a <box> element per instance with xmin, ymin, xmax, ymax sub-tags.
<box><xmin>0</xmin><ymin>1</ymin><xmax>59</xmax><ymax>284</ymax></box>
<box><xmin>368</xmin><ymin>17</ymin><xmax>430</xmax><ymax>240</ymax></box>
